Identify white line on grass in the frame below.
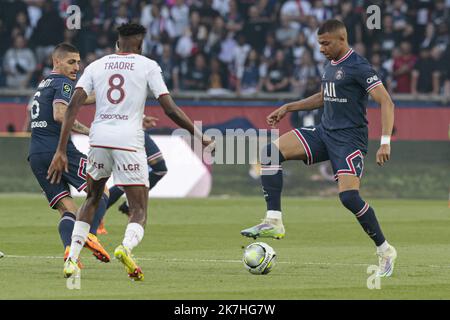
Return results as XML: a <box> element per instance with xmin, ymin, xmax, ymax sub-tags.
<box><xmin>3</xmin><ymin>254</ymin><xmax>450</xmax><ymax>269</ymax></box>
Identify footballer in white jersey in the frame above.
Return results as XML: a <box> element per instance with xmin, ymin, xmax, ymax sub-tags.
<box><xmin>48</xmin><ymin>23</ymin><xmax>214</xmax><ymax>281</ymax></box>
<box><xmin>76</xmin><ymin>53</ymin><xmax>169</xmax><ymax>152</ymax></box>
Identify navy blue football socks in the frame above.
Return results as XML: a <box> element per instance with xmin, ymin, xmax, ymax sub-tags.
<box><xmin>107</xmin><ymin>186</ymin><xmax>124</xmax><ymax>209</ymax></box>
<box><xmin>339</xmin><ymin>190</ymin><xmax>386</xmax><ymax>246</ymax></box>
<box><xmin>89</xmin><ymin>193</ymin><xmax>109</xmax><ymax>235</ymax></box>
<box><xmin>58</xmin><ymin>212</ymin><xmax>76</xmax><ymax>248</ymax></box>
<box><xmin>260</xmin><ymin>144</ymin><xmax>286</xmax><ymax>212</ymax></box>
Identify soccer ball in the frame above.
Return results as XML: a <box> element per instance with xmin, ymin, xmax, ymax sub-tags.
<box><xmin>0</xmin><ymin>251</ymin><xmax>4</xmax><ymax>259</ymax></box>
<box><xmin>242</xmin><ymin>242</ymin><xmax>276</xmax><ymax>275</ymax></box>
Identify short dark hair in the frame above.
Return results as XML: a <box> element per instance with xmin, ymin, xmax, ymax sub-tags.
<box><xmin>53</xmin><ymin>42</ymin><xmax>79</xmax><ymax>55</ymax></box>
<box><xmin>117</xmin><ymin>23</ymin><xmax>147</xmax><ymax>37</ymax></box>
<box><xmin>317</xmin><ymin>19</ymin><xmax>346</xmax><ymax>35</ymax></box>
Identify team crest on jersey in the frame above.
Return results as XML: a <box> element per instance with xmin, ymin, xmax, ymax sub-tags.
<box><xmin>335</xmin><ymin>68</ymin><xmax>345</xmax><ymax>80</ymax></box>
<box><xmin>62</xmin><ymin>83</ymin><xmax>73</xmax><ymax>98</ymax></box>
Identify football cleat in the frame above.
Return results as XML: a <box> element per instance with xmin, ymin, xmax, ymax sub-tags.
<box><xmin>118</xmin><ymin>201</ymin><xmax>130</xmax><ymax>216</ymax></box>
<box><xmin>64</xmin><ymin>246</ymin><xmax>84</xmax><ymax>269</ymax></box>
<box><xmin>63</xmin><ymin>257</ymin><xmax>80</xmax><ymax>279</ymax></box>
<box><xmin>96</xmin><ymin>219</ymin><xmax>108</xmax><ymax>235</ymax></box>
<box><xmin>240</xmin><ymin>218</ymin><xmax>285</xmax><ymax>240</ymax></box>
<box><xmin>84</xmin><ymin>233</ymin><xmax>110</xmax><ymax>263</ymax></box>
<box><xmin>376</xmin><ymin>245</ymin><xmax>397</xmax><ymax>277</ymax></box>
<box><xmin>114</xmin><ymin>245</ymin><xmax>144</xmax><ymax>281</ymax></box>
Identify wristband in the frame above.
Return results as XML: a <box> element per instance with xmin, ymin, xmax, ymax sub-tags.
<box><xmin>380</xmin><ymin>135</ymin><xmax>391</xmax><ymax>145</ymax></box>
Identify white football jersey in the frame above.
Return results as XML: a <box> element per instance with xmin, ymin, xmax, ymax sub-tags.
<box><xmin>76</xmin><ymin>53</ymin><xmax>169</xmax><ymax>151</ymax></box>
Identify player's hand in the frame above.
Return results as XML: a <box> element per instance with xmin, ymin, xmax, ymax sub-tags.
<box><xmin>47</xmin><ymin>151</ymin><xmax>69</xmax><ymax>184</ymax></box>
<box><xmin>143</xmin><ymin>116</ymin><xmax>159</xmax><ymax>129</ymax></box>
<box><xmin>267</xmin><ymin>105</ymin><xmax>288</xmax><ymax>128</ymax></box>
<box><xmin>376</xmin><ymin>144</ymin><xmax>391</xmax><ymax>166</ymax></box>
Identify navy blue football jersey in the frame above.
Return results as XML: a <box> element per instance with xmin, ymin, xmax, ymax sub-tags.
<box><xmin>320</xmin><ymin>48</ymin><xmax>382</xmax><ymax>130</ymax></box>
<box><xmin>29</xmin><ymin>73</ymin><xmax>78</xmax><ymax>156</ymax></box>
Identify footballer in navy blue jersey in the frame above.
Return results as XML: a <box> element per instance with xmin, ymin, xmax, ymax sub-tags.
<box><xmin>241</xmin><ymin>19</ymin><xmax>398</xmax><ymax>278</ymax></box>
<box><xmin>28</xmin><ymin>43</ymin><xmax>110</xmax><ymax>265</ymax></box>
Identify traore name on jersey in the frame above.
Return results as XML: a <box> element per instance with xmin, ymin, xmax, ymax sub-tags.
<box><xmin>321</xmin><ymin>48</ymin><xmax>383</xmax><ymax>130</ymax></box>
<box><xmin>29</xmin><ymin>73</ymin><xmax>77</xmax><ymax>156</ymax></box>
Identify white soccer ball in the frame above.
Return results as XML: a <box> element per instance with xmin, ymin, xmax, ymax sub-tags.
<box><xmin>0</xmin><ymin>251</ymin><xmax>4</xmax><ymax>259</ymax></box>
<box><xmin>242</xmin><ymin>242</ymin><xmax>276</xmax><ymax>275</ymax></box>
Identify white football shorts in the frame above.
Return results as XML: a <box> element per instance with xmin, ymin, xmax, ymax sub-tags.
<box><xmin>86</xmin><ymin>147</ymin><xmax>149</xmax><ymax>187</ymax></box>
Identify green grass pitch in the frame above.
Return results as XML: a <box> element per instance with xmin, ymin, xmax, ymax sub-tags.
<box><xmin>0</xmin><ymin>194</ymin><xmax>449</xmax><ymax>299</ymax></box>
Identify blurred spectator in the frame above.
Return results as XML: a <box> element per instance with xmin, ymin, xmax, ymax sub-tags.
<box><xmin>11</xmin><ymin>11</ymin><xmax>33</xmax><ymax>41</ymax></box>
<box><xmin>188</xmin><ymin>10</ymin><xmax>208</xmax><ymax>53</ymax></box>
<box><xmin>213</xmin><ymin>0</ymin><xmax>230</xmax><ymax>17</ymax></box>
<box><xmin>30</xmin><ymin>0</ymin><xmax>65</xmax><ymax>63</ymax></box>
<box><xmin>420</xmin><ymin>23</ymin><xmax>436</xmax><ymax>49</ymax></box>
<box><xmin>236</xmin><ymin>49</ymin><xmax>263</xmax><ymax>95</ymax></box>
<box><xmin>229</xmin><ymin>33</ymin><xmax>251</xmax><ymax>90</ymax></box>
<box><xmin>143</xmin><ymin>4</ymin><xmax>175</xmax><ymax>57</ymax></box>
<box><xmin>280</xmin><ymin>0</ymin><xmax>311</xmax><ymax>30</ymax></box>
<box><xmin>377</xmin><ymin>15</ymin><xmax>398</xmax><ymax>59</ymax></box>
<box><xmin>310</xmin><ymin>0</ymin><xmax>333</xmax><ymax>23</ymax></box>
<box><xmin>3</xmin><ymin>35</ymin><xmax>36</xmax><ymax>88</ymax></box>
<box><xmin>224</xmin><ymin>0</ymin><xmax>243</xmax><ymax>35</ymax></box>
<box><xmin>205</xmin><ymin>16</ymin><xmax>226</xmax><ymax>56</ymax></box>
<box><xmin>263</xmin><ymin>49</ymin><xmax>291</xmax><ymax>93</ymax></box>
<box><xmin>170</xmin><ymin>0</ymin><xmax>190</xmax><ymax>38</ymax></box>
<box><xmin>291</xmin><ymin>32</ymin><xmax>310</xmax><ymax>66</ymax></box>
<box><xmin>176</xmin><ymin>27</ymin><xmax>194</xmax><ymax>59</ymax></box>
<box><xmin>393</xmin><ymin>41</ymin><xmax>417</xmax><ymax>93</ymax></box>
<box><xmin>411</xmin><ymin>47</ymin><xmax>441</xmax><ymax>94</ymax></box>
<box><xmin>198</xmin><ymin>0</ymin><xmax>221</xmax><ymax>27</ymax></box>
<box><xmin>276</xmin><ymin>15</ymin><xmax>299</xmax><ymax>49</ymax></box>
<box><xmin>208</xmin><ymin>57</ymin><xmax>230</xmax><ymax>95</ymax></box>
<box><xmin>291</xmin><ymin>49</ymin><xmax>320</xmax><ymax>97</ymax></box>
<box><xmin>158</xmin><ymin>44</ymin><xmax>179</xmax><ymax>91</ymax></box>
<box><xmin>371</xmin><ymin>53</ymin><xmax>391</xmax><ymax>92</ymax></box>
<box><xmin>243</xmin><ymin>5</ymin><xmax>271</xmax><ymax>53</ymax></box>
<box><xmin>183</xmin><ymin>53</ymin><xmax>209</xmax><ymax>90</ymax></box>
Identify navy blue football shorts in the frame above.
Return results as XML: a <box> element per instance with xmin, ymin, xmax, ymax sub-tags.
<box><xmin>29</xmin><ymin>150</ymin><xmax>87</xmax><ymax>208</ymax></box>
<box><xmin>292</xmin><ymin>124</ymin><xmax>368</xmax><ymax>181</ymax></box>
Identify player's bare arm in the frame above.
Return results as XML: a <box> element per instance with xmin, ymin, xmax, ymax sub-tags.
<box><xmin>158</xmin><ymin>94</ymin><xmax>214</xmax><ymax>147</ymax></box>
<box><xmin>267</xmin><ymin>91</ymin><xmax>324</xmax><ymax>128</ymax></box>
<box><xmin>47</xmin><ymin>88</ymin><xmax>87</xmax><ymax>183</ymax></box>
<box><xmin>83</xmin><ymin>92</ymin><xmax>96</xmax><ymax>105</ymax></box>
<box><xmin>369</xmin><ymin>84</ymin><xmax>395</xmax><ymax>166</ymax></box>
<box><xmin>53</xmin><ymin>102</ymin><xmax>90</xmax><ymax>135</ymax></box>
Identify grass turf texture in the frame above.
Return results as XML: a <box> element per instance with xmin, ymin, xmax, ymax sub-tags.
<box><xmin>0</xmin><ymin>194</ymin><xmax>449</xmax><ymax>299</ymax></box>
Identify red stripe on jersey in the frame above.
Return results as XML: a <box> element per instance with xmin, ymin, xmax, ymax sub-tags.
<box><xmin>90</xmin><ymin>145</ymin><xmax>137</xmax><ymax>152</ymax></box>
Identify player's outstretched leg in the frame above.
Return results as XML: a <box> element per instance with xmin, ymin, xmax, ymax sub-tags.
<box><xmin>241</xmin><ymin>142</ymin><xmax>286</xmax><ymax>240</ymax></box>
<box><xmin>114</xmin><ymin>186</ymin><xmax>147</xmax><ymax>281</ymax></box>
<box><xmin>339</xmin><ymin>188</ymin><xmax>397</xmax><ymax>277</ymax></box>
<box><xmin>64</xmin><ymin>177</ymin><xmax>109</xmax><ymax>278</ymax></box>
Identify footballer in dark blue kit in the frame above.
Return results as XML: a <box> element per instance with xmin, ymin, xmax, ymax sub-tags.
<box><xmin>241</xmin><ymin>19</ymin><xmax>398</xmax><ymax>277</ymax></box>
<box><xmin>28</xmin><ymin>43</ymin><xmax>111</xmax><ymax>265</ymax></box>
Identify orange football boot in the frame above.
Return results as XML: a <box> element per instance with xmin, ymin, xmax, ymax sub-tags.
<box><xmin>84</xmin><ymin>233</ymin><xmax>110</xmax><ymax>263</ymax></box>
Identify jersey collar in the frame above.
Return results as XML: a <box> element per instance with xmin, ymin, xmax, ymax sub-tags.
<box><xmin>331</xmin><ymin>48</ymin><xmax>354</xmax><ymax>66</ymax></box>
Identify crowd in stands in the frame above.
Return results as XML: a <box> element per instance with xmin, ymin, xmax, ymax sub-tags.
<box><xmin>0</xmin><ymin>0</ymin><xmax>449</xmax><ymax>98</ymax></box>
